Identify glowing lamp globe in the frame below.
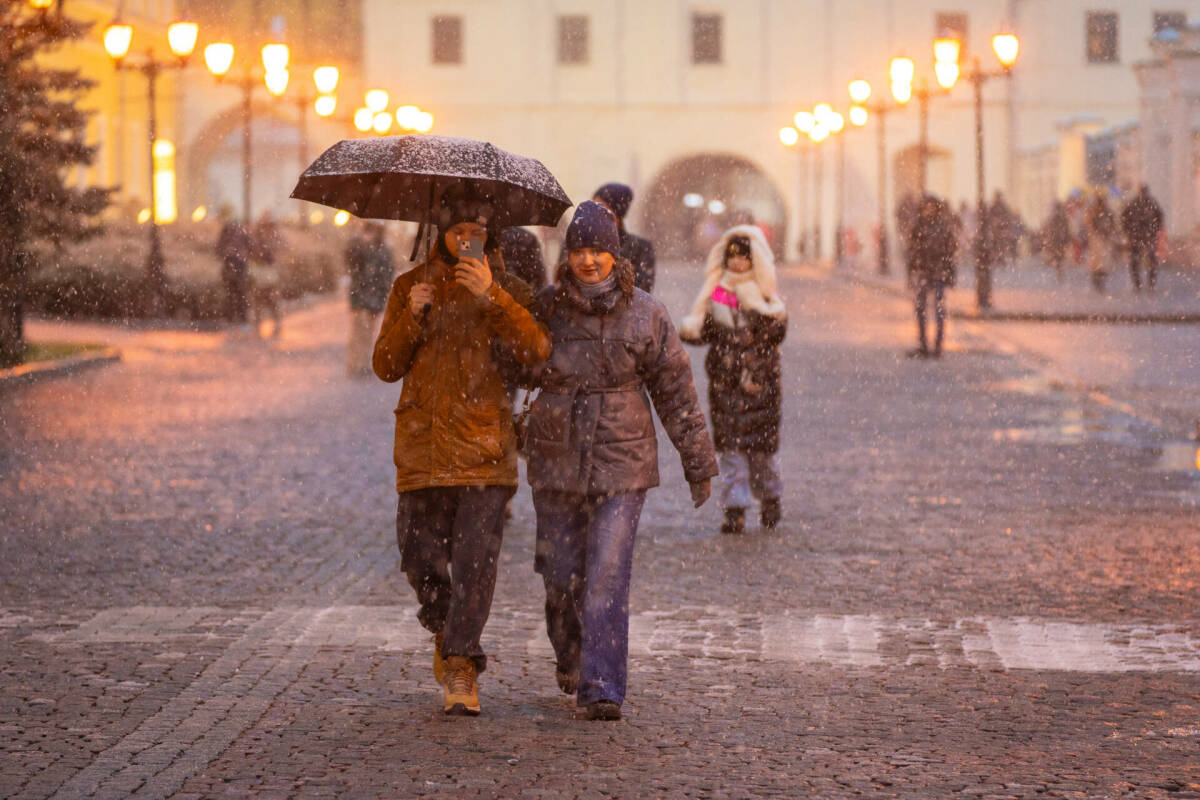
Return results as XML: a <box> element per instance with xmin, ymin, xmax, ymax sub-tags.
<box><xmin>204</xmin><ymin>43</ymin><xmax>234</xmax><ymax>77</ymax></box>
<box><xmin>992</xmin><ymin>33</ymin><xmax>1019</xmax><ymax>68</ymax></box>
<box><xmin>779</xmin><ymin>126</ymin><xmax>800</xmax><ymax>147</ymax></box>
<box><xmin>848</xmin><ymin>79</ymin><xmax>871</xmax><ymax>104</ymax></box>
<box><xmin>167</xmin><ymin>21</ymin><xmax>199</xmax><ymax>59</ymax></box>
<box><xmin>103</xmin><ymin>23</ymin><xmax>133</xmax><ymax>60</ymax></box>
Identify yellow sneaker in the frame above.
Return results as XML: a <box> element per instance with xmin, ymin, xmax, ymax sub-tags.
<box><xmin>442</xmin><ymin>656</ymin><xmax>480</xmax><ymax>716</ymax></box>
<box><xmin>432</xmin><ymin>632</ymin><xmax>446</xmax><ymax>684</ymax></box>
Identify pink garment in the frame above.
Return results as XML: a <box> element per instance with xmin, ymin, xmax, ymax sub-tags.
<box><xmin>712</xmin><ymin>285</ymin><xmax>739</xmax><ymax>309</ymax></box>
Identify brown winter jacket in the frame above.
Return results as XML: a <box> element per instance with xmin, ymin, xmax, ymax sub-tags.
<box><xmin>373</xmin><ymin>255</ymin><xmax>552</xmax><ymax>493</ymax></box>
<box><xmin>525</xmin><ymin>260</ymin><xmax>718</xmax><ymax>495</ymax></box>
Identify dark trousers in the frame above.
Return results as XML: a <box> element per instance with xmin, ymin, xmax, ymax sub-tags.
<box><xmin>914</xmin><ymin>278</ymin><xmax>947</xmax><ymax>353</ymax></box>
<box><xmin>395</xmin><ymin>485</ymin><xmax>513</xmax><ymax>671</ymax></box>
<box><xmin>222</xmin><ymin>261</ymin><xmax>250</xmax><ymax>322</ymax></box>
<box><xmin>1128</xmin><ymin>240</ymin><xmax>1158</xmax><ymax>290</ymax></box>
<box><xmin>533</xmin><ymin>489</ymin><xmax>646</xmax><ymax>706</ymax></box>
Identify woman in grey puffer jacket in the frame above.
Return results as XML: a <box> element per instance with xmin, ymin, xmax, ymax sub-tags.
<box><xmin>526</xmin><ymin>201</ymin><xmax>718</xmax><ymax>721</ymax></box>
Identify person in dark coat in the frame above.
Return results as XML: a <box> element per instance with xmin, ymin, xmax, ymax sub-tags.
<box><xmin>680</xmin><ymin>225</ymin><xmax>787</xmax><ymax>535</ymax></box>
<box><xmin>216</xmin><ymin>205</ymin><xmax>253</xmax><ymax>324</ymax></box>
<box><xmin>1121</xmin><ymin>184</ymin><xmax>1165</xmax><ymax>291</ymax></box>
<box><xmin>1042</xmin><ymin>201</ymin><xmax>1071</xmax><ymax>283</ymax></box>
<box><xmin>498</xmin><ymin>226</ymin><xmax>547</xmax><ymax>292</ymax></box>
<box><xmin>346</xmin><ymin>221</ymin><xmax>395</xmax><ymax>377</ymax></box>
<box><xmin>526</xmin><ymin>201</ymin><xmax>717</xmax><ymax>721</ymax></box>
<box><xmin>1084</xmin><ymin>192</ymin><xmax>1117</xmax><ymax>293</ymax></box>
<box><xmin>906</xmin><ymin>195</ymin><xmax>958</xmax><ymax>358</ymax></box>
<box><xmin>592</xmin><ymin>182</ymin><xmax>657</xmax><ymax>293</ymax></box>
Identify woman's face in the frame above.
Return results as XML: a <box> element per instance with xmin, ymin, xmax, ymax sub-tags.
<box><xmin>567</xmin><ymin>248</ymin><xmax>615</xmax><ymax>284</ymax></box>
<box><xmin>726</xmin><ymin>252</ymin><xmax>753</xmax><ymax>274</ymax></box>
<box><xmin>443</xmin><ymin>221</ymin><xmax>489</xmax><ymax>258</ymax></box>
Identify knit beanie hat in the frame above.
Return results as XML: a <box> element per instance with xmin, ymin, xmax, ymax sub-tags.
<box><xmin>592</xmin><ymin>182</ymin><xmax>634</xmax><ymax>220</ymax></box>
<box><xmin>565</xmin><ymin>201</ymin><xmax>621</xmax><ymax>259</ymax></box>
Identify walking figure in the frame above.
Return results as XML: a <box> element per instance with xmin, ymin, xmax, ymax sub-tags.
<box><xmin>592</xmin><ymin>182</ymin><xmax>657</xmax><ymax>293</ymax></box>
<box><xmin>215</xmin><ymin>205</ymin><xmax>252</xmax><ymax>325</ymax></box>
<box><xmin>373</xmin><ymin>201</ymin><xmax>551</xmax><ymax>716</ymax></box>
<box><xmin>250</xmin><ymin>211</ymin><xmax>284</xmax><ymax>338</ymax></box>
<box><xmin>526</xmin><ymin>201</ymin><xmax>716</xmax><ymax>720</ymax></box>
<box><xmin>1084</xmin><ymin>192</ymin><xmax>1117</xmax><ymax>293</ymax></box>
<box><xmin>345</xmin><ymin>221</ymin><xmax>395</xmax><ymax>377</ymax></box>
<box><xmin>1042</xmin><ymin>201</ymin><xmax>1071</xmax><ymax>283</ymax></box>
<box><xmin>1120</xmin><ymin>184</ymin><xmax>1164</xmax><ymax>292</ymax></box>
<box><xmin>680</xmin><ymin>226</ymin><xmax>787</xmax><ymax>534</ymax></box>
<box><xmin>906</xmin><ymin>195</ymin><xmax>958</xmax><ymax>358</ymax></box>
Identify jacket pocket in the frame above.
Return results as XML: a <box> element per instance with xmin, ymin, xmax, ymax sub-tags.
<box><xmin>448</xmin><ymin>403</ymin><xmax>506</xmax><ymax>469</ymax></box>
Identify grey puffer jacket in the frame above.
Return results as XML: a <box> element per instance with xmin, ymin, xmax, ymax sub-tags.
<box><xmin>526</xmin><ymin>261</ymin><xmax>718</xmax><ymax>495</ymax></box>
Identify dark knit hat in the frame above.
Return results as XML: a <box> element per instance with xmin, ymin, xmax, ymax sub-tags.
<box><xmin>726</xmin><ymin>235</ymin><xmax>752</xmax><ymax>259</ymax></box>
<box><xmin>565</xmin><ymin>201</ymin><xmax>620</xmax><ymax>258</ymax></box>
<box><xmin>592</xmin><ymin>182</ymin><xmax>634</xmax><ymax>220</ymax></box>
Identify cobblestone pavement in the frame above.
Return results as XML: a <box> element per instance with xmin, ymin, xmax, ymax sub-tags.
<box><xmin>1</xmin><ymin>264</ymin><xmax>1198</xmax><ymax>798</ymax></box>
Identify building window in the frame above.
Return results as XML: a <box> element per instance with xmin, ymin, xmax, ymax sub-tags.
<box><xmin>432</xmin><ymin>15</ymin><xmax>462</xmax><ymax>64</ymax></box>
<box><xmin>1086</xmin><ymin>11</ymin><xmax>1119</xmax><ymax>64</ymax></box>
<box><xmin>558</xmin><ymin>15</ymin><xmax>589</xmax><ymax>64</ymax></box>
<box><xmin>692</xmin><ymin>13</ymin><xmax>722</xmax><ymax>64</ymax></box>
<box><xmin>935</xmin><ymin>12</ymin><xmax>968</xmax><ymax>43</ymax></box>
<box><xmin>1153</xmin><ymin>11</ymin><xmax>1186</xmax><ymax>34</ymax></box>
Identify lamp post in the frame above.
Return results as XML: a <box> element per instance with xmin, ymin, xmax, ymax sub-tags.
<box><xmin>778</xmin><ymin>125</ymin><xmax>807</xmax><ymax>262</ymax></box>
<box><xmin>814</xmin><ymin>105</ymin><xmax>847</xmax><ymax>266</ymax></box>
<box><xmin>964</xmin><ymin>32</ymin><xmax>1020</xmax><ymax>310</ymax></box>
<box><xmin>204</xmin><ymin>41</ymin><xmax>295</xmax><ymax>224</ymax></box>
<box><xmin>103</xmin><ymin>17</ymin><xmax>199</xmax><ymax>310</ymax></box>
<box><xmin>847</xmin><ymin>76</ymin><xmax>905</xmax><ymax>275</ymax></box>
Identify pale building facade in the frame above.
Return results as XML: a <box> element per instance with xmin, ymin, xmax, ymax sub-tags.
<box><xmin>357</xmin><ymin>0</ymin><xmax>1200</xmax><ymax>259</ymax></box>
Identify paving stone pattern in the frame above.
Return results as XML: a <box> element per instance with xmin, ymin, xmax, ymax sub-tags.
<box><xmin>1</xmin><ymin>265</ymin><xmax>1198</xmax><ymax>798</ymax></box>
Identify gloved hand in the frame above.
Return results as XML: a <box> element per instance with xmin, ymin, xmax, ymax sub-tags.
<box><xmin>690</xmin><ymin>478</ymin><xmax>712</xmax><ymax>509</ymax></box>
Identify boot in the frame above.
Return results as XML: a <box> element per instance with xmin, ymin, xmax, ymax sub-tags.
<box><xmin>721</xmin><ymin>507</ymin><xmax>746</xmax><ymax>535</ymax></box>
<box><xmin>442</xmin><ymin>656</ymin><xmax>480</xmax><ymax>715</ymax></box>
<box><xmin>760</xmin><ymin>497</ymin><xmax>782</xmax><ymax>529</ymax></box>
<box><xmin>584</xmin><ymin>700</ymin><xmax>622</xmax><ymax>721</ymax></box>
<box><xmin>432</xmin><ymin>632</ymin><xmax>446</xmax><ymax>684</ymax></box>
<box><xmin>555</xmin><ymin>667</ymin><xmax>579</xmax><ymax>695</ymax></box>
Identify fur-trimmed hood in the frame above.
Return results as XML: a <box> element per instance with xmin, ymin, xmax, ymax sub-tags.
<box><xmin>680</xmin><ymin>225</ymin><xmax>785</xmax><ymax>339</ymax></box>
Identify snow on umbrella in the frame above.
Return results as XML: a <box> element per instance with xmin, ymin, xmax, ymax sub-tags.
<box><xmin>290</xmin><ymin>134</ymin><xmax>572</xmax><ymax>228</ymax></box>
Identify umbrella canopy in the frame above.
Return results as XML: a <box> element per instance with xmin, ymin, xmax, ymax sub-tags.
<box><xmin>290</xmin><ymin>134</ymin><xmax>572</xmax><ymax>228</ymax></box>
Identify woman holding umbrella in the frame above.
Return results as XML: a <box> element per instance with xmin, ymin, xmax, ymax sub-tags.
<box><xmin>373</xmin><ymin>199</ymin><xmax>551</xmax><ymax>716</ymax></box>
<box><xmin>525</xmin><ymin>201</ymin><xmax>718</xmax><ymax>720</ymax></box>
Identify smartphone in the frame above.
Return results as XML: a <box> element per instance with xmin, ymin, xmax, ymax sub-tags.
<box><xmin>458</xmin><ymin>236</ymin><xmax>485</xmax><ymax>261</ymax></box>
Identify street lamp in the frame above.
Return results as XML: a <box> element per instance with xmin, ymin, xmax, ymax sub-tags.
<box><xmin>848</xmin><ymin>77</ymin><xmax>906</xmax><ymax>275</ymax></box>
<box><xmin>103</xmin><ymin>17</ymin><xmax>198</xmax><ymax>310</ymax></box>
<box><xmin>961</xmin><ymin>31</ymin><xmax>1022</xmax><ymax>310</ymax></box>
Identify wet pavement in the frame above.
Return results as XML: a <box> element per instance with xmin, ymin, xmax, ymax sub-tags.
<box><xmin>1</xmin><ymin>264</ymin><xmax>1198</xmax><ymax>798</ymax></box>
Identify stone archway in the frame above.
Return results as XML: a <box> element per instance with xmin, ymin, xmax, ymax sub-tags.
<box><xmin>183</xmin><ymin>102</ymin><xmax>305</xmax><ymax>222</ymax></box>
<box><xmin>642</xmin><ymin>153</ymin><xmax>787</xmax><ymax>261</ymax></box>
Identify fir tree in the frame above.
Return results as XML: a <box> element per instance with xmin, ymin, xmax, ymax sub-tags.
<box><xmin>0</xmin><ymin>4</ymin><xmax>112</xmax><ymax>367</ymax></box>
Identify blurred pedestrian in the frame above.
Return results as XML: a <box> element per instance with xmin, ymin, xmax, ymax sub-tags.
<box><xmin>215</xmin><ymin>205</ymin><xmax>252</xmax><ymax>325</ymax></box>
<box><xmin>1042</xmin><ymin>201</ymin><xmax>1071</xmax><ymax>283</ymax></box>
<box><xmin>592</xmin><ymin>182</ymin><xmax>657</xmax><ymax>293</ymax></box>
<box><xmin>1120</xmin><ymin>184</ymin><xmax>1164</xmax><ymax>292</ymax></box>
<box><xmin>906</xmin><ymin>195</ymin><xmax>958</xmax><ymax>358</ymax></box>
<box><xmin>346</xmin><ymin>221</ymin><xmax>395</xmax><ymax>377</ymax></box>
<box><xmin>499</xmin><ymin>226</ymin><xmax>547</xmax><ymax>292</ymax></box>
<box><xmin>526</xmin><ymin>201</ymin><xmax>716</xmax><ymax>721</ymax></box>
<box><xmin>250</xmin><ymin>211</ymin><xmax>284</xmax><ymax>338</ymax></box>
<box><xmin>680</xmin><ymin>225</ymin><xmax>787</xmax><ymax>535</ymax></box>
<box><xmin>1084</xmin><ymin>192</ymin><xmax>1117</xmax><ymax>293</ymax></box>
<box><xmin>373</xmin><ymin>200</ymin><xmax>551</xmax><ymax>716</ymax></box>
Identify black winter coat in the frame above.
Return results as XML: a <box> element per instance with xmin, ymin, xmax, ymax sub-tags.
<box><xmin>687</xmin><ymin>311</ymin><xmax>786</xmax><ymax>454</ymax></box>
<box><xmin>525</xmin><ymin>264</ymin><xmax>718</xmax><ymax>495</ymax></box>
<box><xmin>620</xmin><ymin>229</ymin><xmax>656</xmax><ymax>294</ymax></box>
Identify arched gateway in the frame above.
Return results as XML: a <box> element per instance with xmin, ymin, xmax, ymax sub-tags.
<box><xmin>641</xmin><ymin>153</ymin><xmax>787</xmax><ymax>261</ymax></box>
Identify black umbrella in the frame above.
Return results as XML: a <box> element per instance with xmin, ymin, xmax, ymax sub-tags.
<box><xmin>290</xmin><ymin>134</ymin><xmax>572</xmax><ymax>229</ymax></box>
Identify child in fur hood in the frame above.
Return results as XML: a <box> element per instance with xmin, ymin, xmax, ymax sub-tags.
<box><xmin>680</xmin><ymin>225</ymin><xmax>788</xmax><ymax>534</ymax></box>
